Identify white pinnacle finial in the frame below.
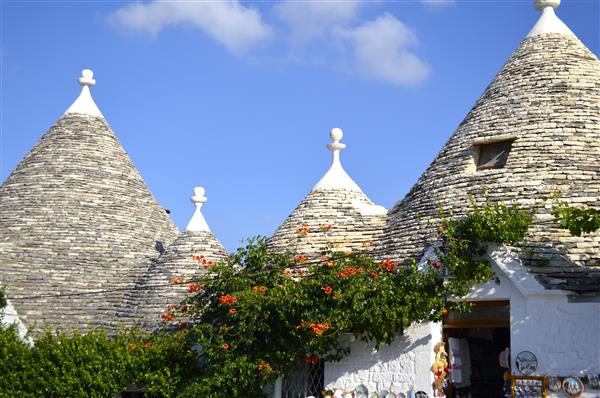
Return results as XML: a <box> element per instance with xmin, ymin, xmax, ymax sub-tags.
<box><xmin>185</xmin><ymin>186</ymin><xmax>211</xmax><ymax>232</ymax></box>
<box><xmin>527</xmin><ymin>0</ymin><xmax>574</xmax><ymax>38</ymax></box>
<box><xmin>64</xmin><ymin>68</ymin><xmax>103</xmax><ymax>117</ymax></box>
<box><xmin>327</xmin><ymin>128</ymin><xmax>346</xmax><ymax>152</ymax></box>
<box><xmin>78</xmin><ymin>69</ymin><xmax>96</xmax><ymax>87</ymax></box>
<box><xmin>312</xmin><ymin>128</ymin><xmax>362</xmax><ymax>192</ymax></box>
<box><xmin>535</xmin><ymin>0</ymin><xmax>560</xmax><ymax>10</ymax></box>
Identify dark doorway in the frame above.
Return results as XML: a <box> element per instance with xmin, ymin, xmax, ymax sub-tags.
<box><xmin>443</xmin><ymin>301</ymin><xmax>510</xmax><ymax>398</ymax></box>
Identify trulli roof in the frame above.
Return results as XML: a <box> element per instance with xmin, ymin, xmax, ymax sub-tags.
<box><xmin>382</xmin><ymin>4</ymin><xmax>600</xmax><ymax>295</ymax></box>
<box><xmin>0</xmin><ymin>70</ymin><xmax>179</xmax><ymax>333</ymax></box>
<box><xmin>130</xmin><ymin>188</ymin><xmax>227</xmax><ymax>330</ymax></box>
<box><xmin>269</xmin><ymin>128</ymin><xmax>387</xmax><ymax>256</ymax></box>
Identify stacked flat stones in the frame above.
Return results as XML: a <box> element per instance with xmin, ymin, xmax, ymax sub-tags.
<box><xmin>269</xmin><ymin>129</ymin><xmax>387</xmax><ymax>256</ymax></box>
<box><xmin>0</xmin><ymin>72</ymin><xmax>179</xmax><ymax>333</ymax></box>
<box><xmin>131</xmin><ymin>230</ymin><xmax>227</xmax><ymax>330</ymax></box>
<box><xmin>382</xmin><ymin>12</ymin><xmax>599</xmax><ymax>294</ymax></box>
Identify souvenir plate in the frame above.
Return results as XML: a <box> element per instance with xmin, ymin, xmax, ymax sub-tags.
<box><xmin>546</xmin><ymin>376</ymin><xmax>562</xmax><ymax>392</ymax></box>
<box><xmin>415</xmin><ymin>392</ymin><xmax>429</xmax><ymax>398</ymax></box>
<box><xmin>562</xmin><ymin>376</ymin><xmax>584</xmax><ymax>397</ymax></box>
<box><xmin>515</xmin><ymin>351</ymin><xmax>538</xmax><ymax>375</ymax></box>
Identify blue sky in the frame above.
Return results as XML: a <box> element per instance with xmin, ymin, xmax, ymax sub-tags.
<box><xmin>1</xmin><ymin>0</ymin><xmax>598</xmax><ymax>251</ymax></box>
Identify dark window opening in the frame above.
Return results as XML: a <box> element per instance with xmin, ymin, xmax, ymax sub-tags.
<box><xmin>475</xmin><ymin>140</ymin><xmax>514</xmax><ymax>170</ymax></box>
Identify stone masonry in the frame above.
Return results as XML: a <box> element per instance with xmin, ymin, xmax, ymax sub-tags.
<box><xmin>0</xmin><ymin>114</ymin><xmax>179</xmax><ymax>333</ymax></box>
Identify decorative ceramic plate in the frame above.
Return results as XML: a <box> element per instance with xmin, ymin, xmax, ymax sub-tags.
<box><xmin>396</xmin><ymin>393</ymin><xmax>406</xmax><ymax>398</ymax></box>
<box><xmin>546</xmin><ymin>376</ymin><xmax>562</xmax><ymax>392</ymax></box>
<box><xmin>415</xmin><ymin>392</ymin><xmax>429</xmax><ymax>398</ymax></box>
<box><xmin>515</xmin><ymin>351</ymin><xmax>538</xmax><ymax>375</ymax></box>
<box><xmin>562</xmin><ymin>376</ymin><xmax>584</xmax><ymax>397</ymax></box>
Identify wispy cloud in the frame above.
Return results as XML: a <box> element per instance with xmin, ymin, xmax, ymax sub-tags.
<box><xmin>420</xmin><ymin>0</ymin><xmax>455</xmax><ymax>7</ymax></box>
<box><xmin>273</xmin><ymin>1</ymin><xmax>363</xmax><ymax>42</ymax></box>
<box><xmin>336</xmin><ymin>14</ymin><xmax>430</xmax><ymax>86</ymax></box>
<box><xmin>110</xmin><ymin>0</ymin><xmax>272</xmax><ymax>55</ymax></box>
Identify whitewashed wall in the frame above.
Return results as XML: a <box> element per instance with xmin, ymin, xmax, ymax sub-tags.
<box><xmin>475</xmin><ymin>247</ymin><xmax>600</xmax><ymax>397</ymax></box>
<box><xmin>324</xmin><ymin>322</ymin><xmax>442</xmax><ymax>396</ymax></box>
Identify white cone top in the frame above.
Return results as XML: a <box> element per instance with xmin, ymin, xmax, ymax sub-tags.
<box><xmin>64</xmin><ymin>69</ymin><xmax>104</xmax><ymax>117</ymax></box>
<box><xmin>185</xmin><ymin>186</ymin><xmax>212</xmax><ymax>232</ymax></box>
<box><xmin>312</xmin><ymin>128</ymin><xmax>363</xmax><ymax>192</ymax></box>
<box><xmin>527</xmin><ymin>0</ymin><xmax>575</xmax><ymax>38</ymax></box>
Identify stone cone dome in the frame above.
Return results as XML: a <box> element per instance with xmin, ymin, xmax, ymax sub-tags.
<box><xmin>0</xmin><ymin>71</ymin><xmax>179</xmax><ymax>332</ymax></box>
<box><xmin>130</xmin><ymin>187</ymin><xmax>228</xmax><ymax>330</ymax></box>
<box><xmin>269</xmin><ymin>129</ymin><xmax>387</xmax><ymax>257</ymax></box>
<box><xmin>383</xmin><ymin>16</ymin><xmax>599</xmax><ymax>293</ymax></box>
<box><xmin>131</xmin><ymin>230</ymin><xmax>227</xmax><ymax>330</ymax></box>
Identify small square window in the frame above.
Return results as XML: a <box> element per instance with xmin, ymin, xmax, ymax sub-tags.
<box><xmin>475</xmin><ymin>140</ymin><xmax>514</xmax><ymax>170</ymax></box>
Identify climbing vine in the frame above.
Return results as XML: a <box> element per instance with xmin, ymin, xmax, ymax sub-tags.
<box><xmin>551</xmin><ymin>197</ymin><xmax>600</xmax><ymax>236</ymax></box>
<box><xmin>158</xmin><ymin>198</ymin><xmax>532</xmax><ymax>397</ymax></box>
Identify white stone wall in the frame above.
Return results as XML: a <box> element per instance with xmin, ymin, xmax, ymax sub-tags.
<box><xmin>475</xmin><ymin>247</ymin><xmax>600</xmax><ymax>397</ymax></box>
<box><xmin>324</xmin><ymin>322</ymin><xmax>442</xmax><ymax>396</ymax></box>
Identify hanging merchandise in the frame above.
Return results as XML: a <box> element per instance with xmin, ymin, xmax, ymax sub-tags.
<box><xmin>431</xmin><ymin>341</ymin><xmax>449</xmax><ymax>397</ymax></box>
<box><xmin>545</xmin><ymin>376</ymin><xmax>562</xmax><ymax>392</ymax></box>
<box><xmin>562</xmin><ymin>376</ymin><xmax>584</xmax><ymax>397</ymax></box>
<box><xmin>515</xmin><ymin>351</ymin><xmax>538</xmax><ymax>375</ymax></box>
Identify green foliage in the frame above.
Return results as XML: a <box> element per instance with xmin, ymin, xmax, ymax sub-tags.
<box><xmin>551</xmin><ymin>199</ymin><xmax>600</xmax><ymax>237</ymax></box>
<box><xmin>0</xmin><ymin>326</ymin><xmax>198</xmax><ymax>398</ymax></box>
<box><xmin>154</xmin><ymin>198</ymin><xmax>532</xmax><ymax>397</ymax></box>
<box><xmin>0</xmin><ymin>198</ymin><xmax>532</xmax><ymax>398</ymax></box>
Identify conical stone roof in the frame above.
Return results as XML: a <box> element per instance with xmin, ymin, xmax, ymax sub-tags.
<box><xmin>382</xmin><ymin>4</ymin><xmax>600</xmax><ymax>294</ymax></box>
<box><xmin>131</xmin><ymin>187</ymin><xmax>227</xmax><ymax>330</ymax></box>
<box><xmin>0</xmin><ymin>70</ymin><xmax>179</xmax><ymax>332</ymax></box>
<box><xmin>269</xmin><ymin>128</ymin><xmax>387</xmax><ymax>256</ymax></box>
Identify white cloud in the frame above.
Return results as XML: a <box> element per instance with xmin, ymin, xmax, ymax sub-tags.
<box><xmin>111</xmin><ymin>0</ymin><xmax>272</xmax><ymax>55</ymax></box>
<box><xmin>336</xmin><ymin>13</ymin><xmax>430</xmax><ymax>86</ymax></box>
<box><xmin>274</xmin><ymin>1</ymin><xmax>363</xmax><ymax>42</ymax></box>
<box><xmin>420</xmin><ymin>0</ymin><xmax>455</xmax><ymax>7</ymax></box>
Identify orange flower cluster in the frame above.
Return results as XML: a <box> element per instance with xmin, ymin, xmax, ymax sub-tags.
<box><xmin>170</xmin><ymin>276</ymin><xmax>185</xmax><ymax>285</ymax></box>
<box><xmin>370</xmin><ymin>271</ymin><xmax>378</xmax><ymax>278</ymax></box>
<box><xmin>293</xmin><ymin>255</ymin><xmax>308</xmax><ymax>265</ymax></box>
<box><xmin>219</xmin><ymin>294</ymin><xmax>238</xmax><ymax>306</ymax></box>
<box><xmin>188</xmin><ymin>283</ymin><xmax>203</xmax><ymax>293</ymax></box>
<box><xmin>309</xmin><ymin>322</ymin><xmax>329</xmax><ymax>336</ymax></box>
<box><xmin>193</xmin><ymin>255</ymin><xmax>216</xmax><ymax>269</ymax></box>
<box><xmin>320</xmin><ymin>256</ymin><xmax>334</xmax><ymax>268</ymax></box>
<box><xmin>161</xmin><ymin>312</ymin><xmax>176</xmax><ymax>321</ymax></box>
<box><xmin>379</xmin><ymin>259</ymin><xmax>397</xmax><ymax>272</ymax></box>
<box><xmin>319</xmin><ymin>224</ymin><xmax>334</xmax><ymax>232</ymax></box>
<box><xmin>297</xmin><ymin>224</ymin><xmax>310</xmax><ymax>237</ymax></box>
<box><xmin>322</xmin><ymin>286</ymin><xmax>332</xmax><ymax>295</ymax></box>
<box><xmin>337</xmin><ymin>267</ymin><xmax>364</xmax><ymax>277</ymax></box>
<box><xmin>303</xmin><ymin>353</ymin><xmax>319</xmax><ymax>365</ymax></box>
<box><xmin>127</xmin><ymin>343</ymin><xmax>136</xmax><ymax>351</ymax></box>
<box><xmin>144</xmin><ymin>341</ymin><xmax>151</xmax><ymax>350</ymax></box>
<box><xmin>166</xmin><ymin>304</ymin><xmax>176</xmax><ymax>311</ymax></box>
<box><xmin>252</xmin><ymin>285</ymin><xmax>267</xmax><ymax>294</ymax></box>
<box><xmin>221</xmin><ymin>343</ymin><xmax>229</xmax><ymax>350</ymax></box>
<box><xmin>258</xmin><ymin>360</ymin><xmax>273</xmax><ymax>375</ymax></box>
<box><xmin>228</xmin><ymin>308</ymin><xmax>237</xmax><ymax>314</ymax></box>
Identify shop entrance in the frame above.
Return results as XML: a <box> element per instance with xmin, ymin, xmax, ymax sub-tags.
<box><xmin>443</xmin><ymin>301</ymin><xmax>510</xmax><ymax>398</ymax></box>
